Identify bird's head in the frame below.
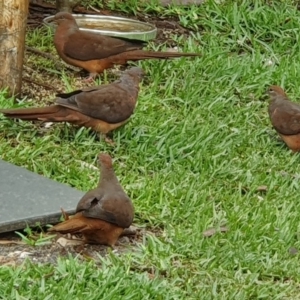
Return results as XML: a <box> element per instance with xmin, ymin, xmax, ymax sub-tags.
<box><xmin>125</xmin><ymin>67</ymin><xmax>145</xmax><ymax>80</ymax></box>
<box><xmin>53</xmin><ymin>12</ymin><xmax>77</xmax><ymax>26</ymax></box>
<box><xmin>98</xmin><ymin>153</ymin><xmax>113</xmax><ymax>169</ymax></box>
<box><xmin>267</xmin><ymin>85</ymin><xmax>287</xmax><ymax>101</ymax></box>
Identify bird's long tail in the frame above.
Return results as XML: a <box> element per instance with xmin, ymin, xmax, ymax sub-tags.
<box><xmin>118</xmin><ymin>50</ymin><xmax>201</xmax><ymax>61</ymax></box>
<box><xmin>0</xmin><ymin>105</ymin><xmax>68</xmax><ymax>121</ymax></box>
<box><xmin>0</xmin><ymin>105</ymin><xmax>100</xmax><ymax>132</ymax></box>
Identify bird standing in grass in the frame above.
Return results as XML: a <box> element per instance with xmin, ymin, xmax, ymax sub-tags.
<box><xmin>53</xmin><ymin>12</ymin><xmax>201</xmax><ymax>80</ymax></box>
<box><xmin>48</xmin><ymin>153</ymin><xmax>134</xmax><ymax>247</ymax></box>
<box><xmin>0</xmin><ymin>67</ymin><xmax>144</xmax><ymax>144</ymax></box>
<box><xmin>268</xmin><ymin>85</ymin><xmax>300</xmax><ymax>152</ymax></box>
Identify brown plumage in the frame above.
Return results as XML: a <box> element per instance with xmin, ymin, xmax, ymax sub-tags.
<box><xmin>268</xmin><ymin>85</ymin><xmax>300</xmax><ymax>152</ymax></box>
<box><xmin>0</xmin><ymin>67</ymin><xmax>144</xmax><ymax>141</ymax></box>
<box><xmin>53</xmin><ymin>12</ymin><xmax>201</xmax><ymax>78</ymax></box>
<box><xmin>48</xmin><ymin>153</ymin><xmax>134</xmax><ymax>246</ymax></box>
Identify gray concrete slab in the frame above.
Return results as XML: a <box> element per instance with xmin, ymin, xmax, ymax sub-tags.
<box><xmin>0</xmin><ymin>159</ymin><xmax>85</xmax><ymax>233</ymax></box>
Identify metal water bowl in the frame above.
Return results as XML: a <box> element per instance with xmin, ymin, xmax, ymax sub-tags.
<box><xmin>43</xmin><ymin>14</ymin><xmax>157</xmax><ymax>41</ymax></box>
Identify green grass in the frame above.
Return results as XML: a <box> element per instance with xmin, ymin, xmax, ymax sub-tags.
<box><xmin>2</xmin><ymin>0</ymin><xmax>300</xmax><ymax>298</ymax></box>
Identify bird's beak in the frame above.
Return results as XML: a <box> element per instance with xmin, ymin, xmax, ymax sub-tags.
<box><xmin>265</xmin><ymin>87</ymin><xmax>271</xmax><ymax>95</ymax></box>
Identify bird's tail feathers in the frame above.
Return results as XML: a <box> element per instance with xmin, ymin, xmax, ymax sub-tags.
<box><xmin>123</xmin><ymin>50</ymin><xmax>201</xmax><ymax>60</ymax></box>
<box><xmin>48</xmin><ymin>218</ymin><xmax>87</xmax><ymax>234</ymax></box>
<box><xmin>0</xmin><ymin>105</ymin><xmax>67</xmax><ymax>121</ymax></box>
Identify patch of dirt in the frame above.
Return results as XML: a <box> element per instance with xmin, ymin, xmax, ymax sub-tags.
<box><xmin>0</xmin><ymin>225</ymin><xmax>151</xmax><ymax>265</ymax></box>
<box><xmin>22</xmin><ymin>53</ymin><xmax>98</xmax><ymax>101</ymax></box>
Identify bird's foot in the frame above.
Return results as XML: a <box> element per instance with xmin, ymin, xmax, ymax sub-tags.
<box><xmin>104</xmin><ymin>136</ymin><xmax>116</xmax><ymax>146</ymax></box>
<box><xmin>98</xmin><ymin>133</ymin><xmax>116</xmax><ymax>146</ymax></box>
<box><xmin>83</xmin><ymin>73</ymin><xmax>97</xmax><ymax>83</ymax></box>
<box><xmin>82</xmin><ymin>76</ymin><xmax>95</xmax><ymax>83</ymax></box>
<box><xmin>74</xmin><ymin>243</ymin><xmax>86</xmax><ymax>253</ymax></box>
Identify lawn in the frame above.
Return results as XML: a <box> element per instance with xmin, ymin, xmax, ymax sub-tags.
<box><xmin>1</xmin><ymin>0</ymin><xmax>300</xmax><ymax>298</ymax></box>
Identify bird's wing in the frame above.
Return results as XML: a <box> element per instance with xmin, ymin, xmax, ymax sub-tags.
<box><xmin>77</xmin><ymin>190</ymin><xmax>133</xmax><ymax>228</ymax></box>
<box><xmin>63</xmin><ymin>32</ymin><xmax>144</xmax><ymax>61</ymax></box>
<box><xmin>271</xmin><ymin>102</ymin><xmax>300</xmax><ymax>135</ymax></box>
<box><xmin>56</xmin><ymin>83</ymin><xmax>136</xmax><ymax>123</ymax></box>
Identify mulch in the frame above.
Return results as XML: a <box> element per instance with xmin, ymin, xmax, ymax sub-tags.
<box><xmin>0</xmin><ymin>226</ymin><xmax>147</xmax><ymax>265</ymax></box>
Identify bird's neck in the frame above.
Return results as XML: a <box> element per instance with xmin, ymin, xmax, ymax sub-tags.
<box><xmin>120</xmin><ymin>75</ymin><xmax>139</xmax><ymax>96</ymax></box>
<box><xmin>54</xmin><ymin>24</ymin><xmax>79</xmax><ymax>47</ymax></box>
<box><xmin>99</xmin><ymin>168</ymin><xmax>121</xmax><ymax>187</ymax></box>
<box><xmin>66</xmin><ymin>24</ymin><xmax>79</xmax><ymax>34</ymax></box>
<box><xmin>271</xmin><ymin>94</ymin><xmax>288</xmax><ymax>103</ymax></box>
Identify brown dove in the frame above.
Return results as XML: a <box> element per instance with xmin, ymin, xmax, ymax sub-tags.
<box><xmin>268</xmin><ymin>85</ymin><xmax>300</xmax><ymax>152</ymax></box>
<box><xmin>53</xmin><ymin>12</ymin><xmax>201</xmax><ymax>79</ymax></box>
<box><xmin>0</xmin><ymin>67</ymin><xmax>144</xmax><ymax>142</ymax></box>
<box><xmin>48</xmin><ymin>153</ymin><xmax>134</xmax><ymax>246</ymax></box>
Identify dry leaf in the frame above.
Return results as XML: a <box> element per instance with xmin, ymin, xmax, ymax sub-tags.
<box><xmin>166</xmin><ymin>47</ymin><xmax>179</xmax><ymax>52</ymax></box>
<box><xmin>56</xmin><ymin>237</ymin><xmax>83</xmax><ymax>247</ymax></box>
<box><xmin>257</xmin><ymin>185</ymin><xmax>268</xmax><ymax>192</ymax></box>
<box><xmin>76</xmin><ymin>160</ymin><xmax>98</xmax><ymax>171</ymax></box>
<box><xmin>0</xmin><ymin>240</ymin><xmax>26</xmax><ymax>245</ymax></box>
<box><xmin>121</xmin><ymin>226</ymin><xmax>137</xmax><ymax>236</ymax></box>
<box><xmin>19</xmin><ymin>251</ymin><xmax>33</xmax><ymax>258</ymax></box>
<box><xmin>257</xmin><ymin>195</ymin><xmax>264</xmax><ymax>201</ymax></box>
<box><xmin>148</xmin><ymin>273</ymin><xmax>155</xmax><ymax>280</ymax></box>
<box><xmin>43</xmin><ymin>122</ymin><xmax>54</xmax><ymax>128</ymax></box>
<box><xmin>289</xmin><ymin>247</ymin><xmax>299</xmax><ymax>255</ymax></box>
<box><xmin>203</xmin><ymin>226</ymin><xmax>229</xmax><ymax>237</ymax></box>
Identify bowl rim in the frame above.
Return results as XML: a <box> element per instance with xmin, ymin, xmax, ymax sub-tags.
<box><xmin>43</xmin><ymin>14</ymin><xmax>157</xmax><ymax>34</ymax></box>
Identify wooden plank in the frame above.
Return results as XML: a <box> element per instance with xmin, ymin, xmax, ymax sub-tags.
<box><xmin>0</xmin><ymin>0</ymin><xmax>29</xmax><ymax>96</ymax></box>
